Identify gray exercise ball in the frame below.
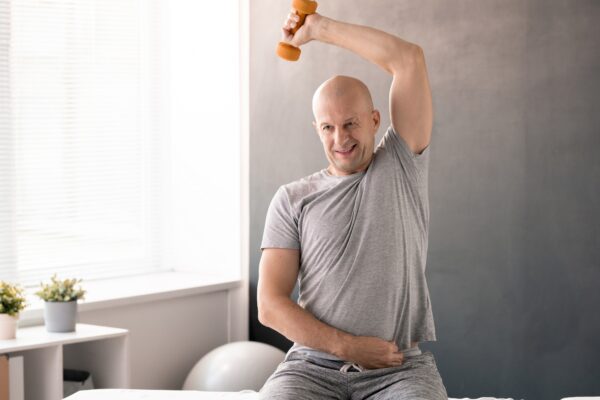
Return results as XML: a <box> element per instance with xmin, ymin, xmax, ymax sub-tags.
<box><xmin>182</xmin><ymin>341</ymin><xmax>285</xmax><ymax>391</ymax></box>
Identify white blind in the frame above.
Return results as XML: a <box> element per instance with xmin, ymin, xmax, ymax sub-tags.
<box><xmin>0</xmin><ymin>0</ymin><xmax>167</xmax><ymax>286</ymax></box>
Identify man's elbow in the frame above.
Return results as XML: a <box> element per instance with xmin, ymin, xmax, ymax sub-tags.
<box><xmin>258</xmin><ymin>292</ymin><xmax>291</xmax><ymax>329</ymax></box>
<box><xmin>413</xmin><ymin>45</ymin><xmax>427</xmax><ymax>69</ymax></box>
<box><xmin>257</xmin><ymin>304</ymin><xmax>269</xmax><ymax>327</ymax></box>
<box><xmin>390</xmin><ymin>43</ymin><xmax>425</xmax><ymax>74</ymax></box>
<box><xmin>257</xmin><ymin>294</ymin><xmax>274</xmax><ymax>328</ymax></box>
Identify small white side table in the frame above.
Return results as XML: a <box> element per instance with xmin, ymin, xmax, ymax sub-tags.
<box><xmin>0</xmin><ymin>323</ymin><xmax>129</xmax><ymax>400</ymax></box>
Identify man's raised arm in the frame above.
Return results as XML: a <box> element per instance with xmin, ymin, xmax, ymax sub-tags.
<box><xmin>283</xmin><ymin>12</ymin><xmax>433</xmax><ymax>154</ymax></box>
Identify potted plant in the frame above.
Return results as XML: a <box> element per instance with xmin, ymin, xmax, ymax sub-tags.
<box><xmin>35</xmin><ymin>275</ymin><xmax>86</xmax><ymax>333</ymax></box>
<box><xmin>0</xmin><ymin>281</ymin><xmax>27</xmax><ymax>339</ymax></box>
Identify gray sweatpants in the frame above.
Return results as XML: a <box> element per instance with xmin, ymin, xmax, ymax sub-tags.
<box><xmin>259</xmin><ymin>349</ymin><xmax>448</xmax><ymax>400</ymax></box>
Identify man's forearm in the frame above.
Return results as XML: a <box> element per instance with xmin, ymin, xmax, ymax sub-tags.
<box><xmin>312</xmin><ymin>16</ymin><xmax>421</xmax><ymax>74</ymax></box>
<box><xmin>259</xmin><ymin>295</ymin><xmax>352</xmax><ymax>359</ymax></box>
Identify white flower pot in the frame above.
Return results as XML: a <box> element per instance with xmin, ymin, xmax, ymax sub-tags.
<box><xmin>0</xmin><ymin>313</ymin><xmax>18</xmax><ymax>339</ymax></box>
<box><xmin>44</xmin><ymin>300</ymin><xmax>78</xmax><ymax>332</ymax></box>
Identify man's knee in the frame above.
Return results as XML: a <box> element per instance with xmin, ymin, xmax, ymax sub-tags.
<box><xmin>407</xmin><ymin>371</ymin><xmax>448</xmax><ymax>400</ymax></box>
<box><xmin>259</xmin><ymin>381</ymin><xmax>310</xmax><ymax>400</ymax></box>
<box><xmin>259</xmin><ymin>374</ymin><xmax>311</xmax><ymax>400</ymax></box>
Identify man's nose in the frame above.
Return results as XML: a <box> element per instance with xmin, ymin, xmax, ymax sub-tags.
<box><xmin>334</xmin><ymin>127</ymin><xmax>350</xmax><ymax>142</ymax></box>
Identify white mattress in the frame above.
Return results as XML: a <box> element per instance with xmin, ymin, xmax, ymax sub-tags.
<box><xmin>65</xmin><ymin>389</ymin><xmax>519</xmax><ymax>400</ymax></box>
<box><xmin>66</xmin><ymin>390</ymin><xmax>259</xmax><ymax>399</ymax></box>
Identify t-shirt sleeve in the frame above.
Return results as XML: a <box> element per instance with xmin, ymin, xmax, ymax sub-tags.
<box><xmin>260</xmin><ymin>186</ymin><xmax>300</xmax><ymax>250</ymax></box>
<box><xmin>378</xmin><ymin>125</ymin><xmax>430</xmax><ymax>184</ymax></box>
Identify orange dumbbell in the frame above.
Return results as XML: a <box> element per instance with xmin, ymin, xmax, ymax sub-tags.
<box><xmin>276</xmin><ymin>0</ymin><xmax>318</xmax><ymax>61</ymax></box>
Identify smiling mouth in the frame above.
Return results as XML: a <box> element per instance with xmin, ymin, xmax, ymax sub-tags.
<box><xmin>335</xmin><ymin>144</ymin><xmax>357</xmax><ymax>155</ymax></box>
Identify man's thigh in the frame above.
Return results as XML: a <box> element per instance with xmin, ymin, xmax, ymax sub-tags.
<box><xmin>350</xmin><ymin>352</ymin><xmax>448</xmax><ymax>400</ymax></box>
<box><xmin>259</xmin><ymin>359</ymin><xmax>347</xmax><ymax>400</ymax></box>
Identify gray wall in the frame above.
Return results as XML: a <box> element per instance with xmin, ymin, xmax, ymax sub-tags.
<box><xmin>249</xmin><ymin>1</ymin><xmax>600</xmax><ymax>399</ymax></box>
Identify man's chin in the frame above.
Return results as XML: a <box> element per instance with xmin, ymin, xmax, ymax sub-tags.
<box><xmin>332</xmin><ymin>163</ymin><xmax>361</xmax><ymax>176</ymax></box>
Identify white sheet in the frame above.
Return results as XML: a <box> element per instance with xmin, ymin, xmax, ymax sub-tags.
<box><xmin>66</xmin><ymin>390</ymin><xmax>258</xmax><ymax>399</ymax></box>
<box><xmin>65</xmin><ymin>389</ymin><xmax>519</xmax><ymax>400</ymax></box>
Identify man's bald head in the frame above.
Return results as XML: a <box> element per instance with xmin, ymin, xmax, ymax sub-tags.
<box><xmin>310</xmin><ymin>75</ymin><xmax>381</xmax><ymax>176</ymax></box>
<box><xmin>312</xmin><ymin>75</ymin><xmax>374</xmax><ymax>119</ymax></box>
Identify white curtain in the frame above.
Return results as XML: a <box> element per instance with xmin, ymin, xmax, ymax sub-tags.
<box><xmin>0</xmin><ymin>0</ymin><xmax>167</xmax><ymax>286</ymax></box>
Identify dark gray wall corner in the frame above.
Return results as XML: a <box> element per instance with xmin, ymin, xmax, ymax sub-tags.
<box><xmin>250</xmin><ymin>1</ymin><xmax>600</xmax><ymax>399</ymax></box>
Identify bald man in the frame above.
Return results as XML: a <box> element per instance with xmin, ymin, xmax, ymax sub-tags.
<box><xmin>257</xmin><ymin>10</ymin><xmax>447</xmax><ymax>400</ymax></box>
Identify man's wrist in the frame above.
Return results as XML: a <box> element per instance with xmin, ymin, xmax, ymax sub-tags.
<box><xmin>331</xmin><ymin>329</ymin><xmax>354</xmax><ymax>360</ymax></box>
<box><xmin>308</xmin><ymin>14</ymin><xmax>330</xmax><ymax>43</ymax></box>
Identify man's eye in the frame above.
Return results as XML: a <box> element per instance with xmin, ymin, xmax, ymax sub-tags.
<box><xmin>323</xmin><ymin>126</ymin><xmax>331</xmax><ymax>131</ymax></box>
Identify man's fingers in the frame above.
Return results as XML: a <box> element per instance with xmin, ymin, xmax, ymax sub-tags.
<box><xmin>288</xmin><ymin>10</ymin><xmax>300</xmax><ymax>22</ymax></box>
<box><xmin>282</xmin><ymin>18</ymin><xmax>294</xmax><ymax>30</ymax></box>
<box><xmin>281</xmin><ymin>28</ymin><xmax>293</xmax><ymax>43</ymax></box>
<box><xmin>282</xmin><ymin>12</ymin><xmax>300</xmax><ymax>34</ymax></box>
<box><xmin>391</xmin><ymin>351</ymin><xmax>404</xmax><ymax>364</ymax></box>
<box><xmin>390</xmin><ymin>356</ymin><xmax>404</xmax><ymax>366</ymax></box>
<box><xmin>284</xmin><ymin>12</ymin><xmax>299</xmax><ymax>28</ymax></box>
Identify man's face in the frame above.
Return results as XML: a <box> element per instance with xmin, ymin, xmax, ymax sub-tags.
<box><xmin>313</xmin><ymin>92</ymin><xmax>380</xmax><ymax>176</ymax></box>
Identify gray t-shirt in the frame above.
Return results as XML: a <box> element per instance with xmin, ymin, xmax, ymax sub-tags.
<box><xmin>261</xmin><ymin>126</ymin><xmax>436</xmax><ymax>361</ymax></box>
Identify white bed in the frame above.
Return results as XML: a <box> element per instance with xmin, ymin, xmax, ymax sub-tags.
<box><xmin>65</xmin><ymin>390</ymin><xmax>600</xmax><ymax>400</ymax></box>
<box><xmin>65</xmin><ymin>389</ymin><xmax>518</xmax><ymax>400</ymax></box>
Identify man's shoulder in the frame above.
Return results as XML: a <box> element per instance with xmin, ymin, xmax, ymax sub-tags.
<box><xmin>374</xmin><ymin>125</ymin><xmax>396</xmax><ymax>154</ymax></box>
<box><xmin>277</xmin><ymin>169</ymin><xmax>330</xmax><ymax>206</ymax></box>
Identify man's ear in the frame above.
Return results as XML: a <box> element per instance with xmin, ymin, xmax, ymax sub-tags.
<box><xmin>372</xmin><ymin>109</ymin><xmax>381</xmax><ymax>132</ymax></box>
<box><xmin>312</xmin><ymin>121</ymin><xmax>321</xmax><ymax>138</ymax></box>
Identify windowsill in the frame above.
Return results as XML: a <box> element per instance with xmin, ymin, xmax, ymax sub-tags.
<box><xmin>19</xmin><ymin>271</ymin><xmax>242</xmax><ymax>326</ymax></box>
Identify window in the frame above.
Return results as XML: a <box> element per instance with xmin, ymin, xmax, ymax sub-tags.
<box><xmin>0</xmin><ymin>0</ymin><xmax>241</xmax><ymax>287</ymax></box>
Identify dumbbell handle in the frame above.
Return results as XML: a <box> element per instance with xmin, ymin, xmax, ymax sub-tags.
<box><xmin>276</xmin><ymin>0</ymin><xmax>318</xmax><ymax>62</ymax></box>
